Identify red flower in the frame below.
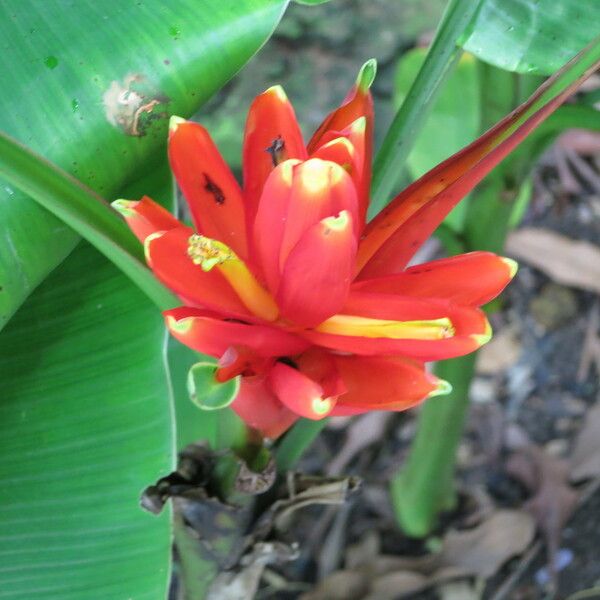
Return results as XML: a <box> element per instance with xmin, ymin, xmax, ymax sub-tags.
<box><xmin>113</xmin><ymin>58</ymin><xmax>576</xmax><ymax>438</ymax></box>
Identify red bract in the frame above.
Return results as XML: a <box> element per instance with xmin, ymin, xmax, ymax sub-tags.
<box><xmin>113</xmin><ymin>58</ymin><xmax>585</xmax><ymax>439</ymax></box>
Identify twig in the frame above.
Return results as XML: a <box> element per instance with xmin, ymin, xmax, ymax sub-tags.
<box><xmin>490</xmin><ymin>477</ymin><xmax>600</xmax><ymax>600</ymax></box>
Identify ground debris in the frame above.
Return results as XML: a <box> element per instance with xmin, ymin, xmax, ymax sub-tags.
<box><xmin>506</xmin><ymin>228</ymin><xmax>600</xmax><ymax>294</ymax></box>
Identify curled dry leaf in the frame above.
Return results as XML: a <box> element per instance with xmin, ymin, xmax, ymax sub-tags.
<box><xmin>207</xmin><ymin>542</ymin><xmax>299</xmax><ymax>600</ymax></box>
<box><xmin>506</xmin><ymin>445</ymin><xmax>578</xmax><ymax>589</ymax></box>
<box><xmin>440</xmin><ymin>510</ymin><xmax>536</xmax><ymax>578</ymax></box>
<box><xmin>570</xmin><ymin>402</ymin><xmax>600</xmax><ymax>482</ymax></box>
<box><xmin>326</xmin><ymin>412</ymin><xmax>392</xmax><ymax>475</ymax></box>
<box><xmin>506</xmin><ymin>228</ymin><xmax>600</xmax><ymax>294</ymax></box>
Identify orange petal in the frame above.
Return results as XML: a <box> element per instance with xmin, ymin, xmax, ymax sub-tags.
<box><xmin>112</xmin><ymin>195</ymin><xmax>181</xmax><ymax>243</ymax></box>
<box><xmin>302</xmin><ymin>292</ymin><xmax>491</xmax><ymax>360</ymax></box>
<box><xmin>252</xmin><ymin>159</ymin><xmax>297</xmax><ymax>293</ymax></box>
<box><xmin>144</xmin><ymin>226</ymin><xmax>251</xmax><ymax>319</ymax></box>
<box><xmin>353</xmin><ymin>252</ymin><xmax>518</xmax><ymax>307</ymax></box>
<box><xmin>243</xmin><ymin>85</ymin><xmax>308</xmax><ymax>225</ymax></box>
<box><xmin>331</xmin><ymin>355</ymin><xmax>449</xmax><ymax>415</ymax></box>
<box><xmin>277</xmin><ymin>211</ymin><xmax>357</xmax><ymax>327</ymax></box>
<box><xmin>311</xmin><ymin>117</ymin><xmax>369</xmax><ymax>227</ymax></box>
<box><xmin>231</xmin><ymin>373</ymin><xmax>298</xmax><ymax>439</ymax></box>
<box><xmin>164</xmin><ymin>307</ymin><xmax>309</xmax><ymax>358</ymax></box>
<box><xmin>279</xmin><ymin>159</ymin><xmax>359</xmax><ymax>268</ymax></box>
<box><xmin>168</xmin><ymin>117</ymin><xmax>248</xmax><ymax>258</ymax></box>
<box><xmin>268</xmin><ymin>362</ymin><xmax>338</xmax><ymax>420</ymax></box>
<box><xmin>308</xmin><ymin>59</ymin><xmax>375</xmax><ymax>154</ymax></box>
<box><xmin>357</xmin><ymin>47</ymin><xmax>600</xmax><ymax>277</ymax></box>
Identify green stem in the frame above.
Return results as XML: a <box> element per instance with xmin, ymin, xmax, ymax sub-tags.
<box><xmin>0</xmin><ymin>130</ymin><xmax>178</xmax><ymax>311</ymax></box>
<box><xmin>274</xmin><ymin>418</ymin><xmax>329</xmax><ymax>473</ymax></box>
<box><xmin>369</xmin><ymin>0</ymin><xmax>483</xmax><ymax>217</ymax></box>
<box><xmin>390</xmin><ymin>354</ymin><xmax>476</xmax><ymax>536</ymax></box>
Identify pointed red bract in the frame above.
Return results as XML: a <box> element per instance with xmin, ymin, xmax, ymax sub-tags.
<box><xmin>243</xmin><ymin>86</ymin><xmax>308</xmax><ymax>225</ymax></box>
<box><xmin>330</xmin><ymin>355</ymin><xmax>439</xmax><ymax>414</ymax></box>
<box><xmin>145</xmin><ymin>227</ymin><xmax>251</xmax><ymax>319</ymax></box>
<box><xmin>277</xmin><ymin>211</ymin><xmax>356</xmax><ymax>327</ymax></box>
<box><xmin>113</xmin><ymin>195</ymin><xmax>181</xmax><ymax>243</ymax></box>
<box><xmin>353</xmin><ymin>252</ymin><xmax>517</xmax><ymax>307</ymax></box>
<box><xmin>164</xmin><ymin>307</ymin><xmax>309</xmax><ymax>358</ymax></box>
<box><xmin>115</xmin><ymin>49</ymin><xmax>600</xmax><ymax>439</ymax></box>
<box><xmin>268</xmin><ymin>362</ymin><xmax>338</xmax><ymax>420</ymax></box>
<box><xmin>169</xmin><ymin>119</ymin><xmax>248</xmax><ymax>258</ymax></box>
<box><xmin>357</xmin><ymin>48</ymin><xmax>600</xmax><ymax>277</ymax></box>
<box><xmin>232</xmin><ymin>373</ymin><xmax>298</xmax><ymax>439</ymax></box>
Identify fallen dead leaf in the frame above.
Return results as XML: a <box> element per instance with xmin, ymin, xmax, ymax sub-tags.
<box><xmin>298</xmin><ymin>570</ymin><xmax>370</xmax><ymax>600</ymax></box>
<box><xmin>440</xmin><ymin>510</ymin><xmax>536</xmax><ymax>578</ymax></box>
<box><xmin>207</xmin><ymin>542</ymin><xmax>298</xmax><ymax>600</ymax></box>
<box><xmin>365</xmin><ymin>571</ymin><xmax>429</xmax><ymax>600</ymax></box>
<box><xmin>506</xmin><ymin>446</ymin><xmax>579</xmax><ymax>590</ymax></box>
<box><xmin>506</xmin><ymin>228</ymin><xmax>600</xmax><ymax>294</ymax></box>
<box><xmin>327</xmin><ymin>412</ymin><xmax>392</xmax><ymax>475</ymax></box>
<box><xmin>570</xmin><ymin>402</ymin><xmax>600</xmax><ymax>482</ymax></box>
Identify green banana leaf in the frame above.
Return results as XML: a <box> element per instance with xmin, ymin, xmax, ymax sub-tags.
<box><xmin>0</xmin><ymin>0</ymin><xmax>287</xmax><ymax>328</ymax></box>
<box><xmin>0</xmin><ymin>2</ymin><xmax>290</xmax><ymax>597</ymax></box>
<box><xmin>0</xmin><ymin>243</ymin><xmax>173</xmax><ymax>599</ymax></box>
<box><xmin>461</xmin><ymin>0</ymin><xmax>600</xmax><ymax>75</ymax></box>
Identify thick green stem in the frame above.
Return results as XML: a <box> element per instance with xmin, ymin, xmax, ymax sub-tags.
<box><xmin>391</xmin><ymin>354</ymin><xmax>476</xmax><ymax>536</ymax></box>
<box><xmin>369</xmin><ymin>0</ymin><xmax>483</xmax><ymax>217</ymax></box>
<box><xmin>275</xmin><ymin>418</ymin><xmax>329</xmax><ymax>473</ymax></box>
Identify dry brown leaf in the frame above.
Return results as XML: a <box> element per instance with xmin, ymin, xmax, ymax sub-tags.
<box><xmin>506</xmin><ymin>446</ymin><xmax>578</xmax><ymax>589</ymax></box>
<box><xmin>365</xmin><ymin>571</ymin><xmax>429</xmax><ymax>600</ymax></box>
<box><xmin>207</xmin><ymin>542</ymin><xmax>298</xmax><ymax>600</ymax></box>
<box><xmin>299</xmin><ymin>570</ymin><xmax>370</xmax><ymax>600</ymax></box>
<box><xmin>326</xmin><ymin>412</ymin><xmax>391</xmax><ymax>475</ymax></box>
<box><xmin>506</xmin><ymin>228</ymin><xmax>600</xmax><ymax>294</ymax></box>
<box><xmin>570</xmin><ymin>402</ymin><xmax>600</xmax><ymax>481</ymax></box>
<box><xmin>440</xmin><ymin>510</ymin><xmax>536</xmax><ymax>578</ymax></box>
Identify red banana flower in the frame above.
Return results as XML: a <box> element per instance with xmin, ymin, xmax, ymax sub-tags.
<box><xmin>113</xmin><ymin>54</ymin><xmax>597</xmax><ymax>439</ymax></box>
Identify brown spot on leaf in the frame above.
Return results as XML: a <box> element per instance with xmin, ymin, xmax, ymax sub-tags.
<box><xmin>103</xmin><ymin>73</ymin><xmax>169</xmax><ymax>137</ymax></box>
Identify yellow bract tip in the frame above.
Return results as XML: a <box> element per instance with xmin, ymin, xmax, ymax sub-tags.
<box><xmin>169</xmin><ymin>115</ymin><xmax>186</xmax><ymax>132</ymax></box>
<box><xmin>311</xmin><ymin>396</ymin><xmax>333</xmax><ymax>417</ymax></box>
<box><xmin>166</xmin><ymin>315</ymin><xmax>193</xmax><ymax>334</ymax></box>
<box><xmin>111</xmin><ymin>199</ymin><xmax>137</xmax><ymax>217</ymax></box>
<box><xmin>322</xmin><ymin>210</ymin><xmax>351</xmax><ymax>232</ymax></box>
<box><xmin>266</xmin><ymin>85</ymin><xmax>288</xmax><ymax>102</ymax></box>
<box><xmin>471</xmin><ymin>320</ymin><xmax>493</xmax><ymax>346</ymax></box>
<box><xmin>501</xmin><ymin>257</ymin><xmax>519</xmax><ymax>278</ymax></box>
<box><xmin>428</xmin><ymin>378</ymin><xmax>453</xmax><ymax>399</ymax></box>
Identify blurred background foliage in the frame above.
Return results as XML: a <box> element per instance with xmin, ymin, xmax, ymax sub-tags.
<box><xmin>202</xmin><ymin>0</ymin><xmax>447</xmax><ymax>176</ymax></box>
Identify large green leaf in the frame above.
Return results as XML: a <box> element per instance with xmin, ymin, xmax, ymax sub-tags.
<box><xmin>0</xmin><ymin>0</ymin><xmax>287</xmax><ymax>328</ymax></box>
<box><xmin>0</xmin><ymin>243</ymin><xmax>173</xmax><ymax>599</ymax></box>
<box><xmin>460</xmin><ymin>0</ymin><xmax>600</xmax><ymax>75</ymax></box>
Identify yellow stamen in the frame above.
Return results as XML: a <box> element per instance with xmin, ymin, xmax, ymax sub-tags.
<box><xmin>316</xmin><ymin>315</ymin><xmax>455</xmax><ymax>340</ymax></box>
<box><xmin>188</xmin><ymin>234</ymin><xmax>279</xmax><ymax>322</ymax></box>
